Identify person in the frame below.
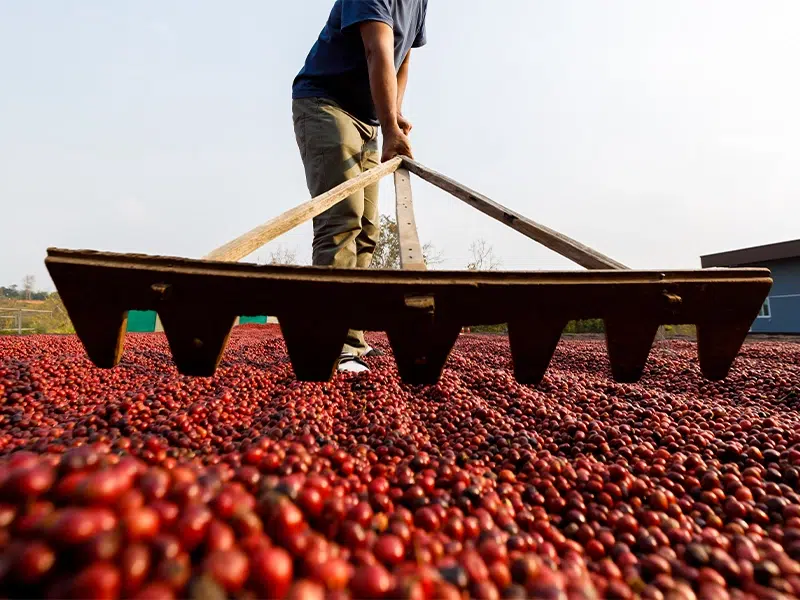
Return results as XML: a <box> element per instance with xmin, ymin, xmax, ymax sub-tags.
<box><xmin>292</xmin><ymin>0</ymin><xmax>428</xmax><ymax>373</ymax></box>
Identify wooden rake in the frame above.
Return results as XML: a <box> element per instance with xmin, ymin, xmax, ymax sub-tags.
<box><xmin>45</xmin><ymin>156</ymin><xmax>771</xmax><ymax>384</ymax></box>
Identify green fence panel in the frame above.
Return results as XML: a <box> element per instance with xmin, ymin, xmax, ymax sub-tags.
<box><xmin>127</xmin><ymin>312</ymin><xmax>268</xmax><ymax>331</ymax></box>
<box><xmin>239</xmin><ymin>315</ymin><xmax>268</xmax><ymax>325</ymax></box>
<box><xmin>127</xmin><ymin>310</ymin><xmax>157</xmax><ymax>332</ymax></box>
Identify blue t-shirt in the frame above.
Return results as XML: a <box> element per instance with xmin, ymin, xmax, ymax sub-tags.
<box><xmin>292</xmin><ymin>0</ymin><xmax>428</xmax><ymax>125</ymax></box>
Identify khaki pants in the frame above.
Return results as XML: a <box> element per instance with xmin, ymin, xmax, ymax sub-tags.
<box><xmin>292</xmin><ymin>97</ymin><xmax>380</xmax><ymax>357</ymax></box>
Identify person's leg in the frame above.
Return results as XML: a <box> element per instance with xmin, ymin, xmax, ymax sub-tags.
<box><xmin>291</xmin><ymin>97</ymin><xmax>372</xmax><ymax>359</ymax></box>
<box><xmin>293</xmin><ymin>98</ymin><xmax>365</xmax><ymax>268</ymax></box>
<box><xmin>356</xmin><ymin>131</ymin><xmax>380</xmax><ymax>269</ymax></box>
<box><xmin>356</xmin><ymin>131</ymin><xmax>385</xmax><ymax>358</ymax></box>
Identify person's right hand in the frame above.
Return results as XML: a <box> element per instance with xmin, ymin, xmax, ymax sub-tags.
<box><xmin>381</xmin><ymin>127</ymin><xmax>413</xmax><ymax>162</ymax></box>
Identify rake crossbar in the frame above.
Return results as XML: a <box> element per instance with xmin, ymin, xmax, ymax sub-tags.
<box><xmin>45</xmin><ymin>248</ymin><xmax>771</xmax><ymax>385</ymax></box>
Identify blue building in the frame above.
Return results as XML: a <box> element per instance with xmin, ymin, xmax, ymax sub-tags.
<box><xmin>701</xmin><ymin>239</ymin><xmax>800</xmax><ymax>334</ymax></box>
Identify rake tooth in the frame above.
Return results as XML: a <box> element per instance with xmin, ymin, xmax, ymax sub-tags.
<box><xmin>53</xmin><ymin>287</ymin><xmax>128</xmax><ymax>368</ymax></box>
<box><xmin>604</xmin><ymin>318</ymin><xmax>660</xmax><ymax>383</ymax></box>
<box><xmin>696</xmin><ymin>320</ymin><xmax>752</xmax><ymax>381</ymax></box>
<box><xmin>387</xmin><ymin>321</ymin><xmax>461</xmax><ymax>385</ymax></box>
<box><xmin>159</xmin><ymin>309</ymin><xmax>235</xmax><ymax>377</ymax></box>
<box><xmin>507</xmin><ymin>317</ymin><xmax>566</xmax><ymax>385</ymax></box>
<box><xmin>73</xmin><ymin>306</ymin><xmax>128</xmax><ymax>368</ymax></box>
<box><xmin>278</xmin><ymin>315</ymin><xmax>350</xmax><ymax>382</ymax></box>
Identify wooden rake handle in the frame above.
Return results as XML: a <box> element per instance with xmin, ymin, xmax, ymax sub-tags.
<box><xmin>204</xmin><ymin>156</ymin><xmax>403</xmax><ymax>262</ymax></box>
<box><xmin>394</xmin><ymin>167</ymin><xmax>427</xmax><ymax>271</ymax></box>
<box><xmin>203</xmin><ymin>154</ymin><xmax>625</xmax><ymax>271</ymax></box>
<box><xmin>401</xmin><ymin>158</ymin><xmax>627</xmax><ymax>271</ymax></box>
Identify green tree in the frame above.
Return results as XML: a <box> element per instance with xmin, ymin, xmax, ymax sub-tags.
<box><xmin>1</xmin><ymin>285</ymin><xmax>20</xmax><ymax>299</ymax></box>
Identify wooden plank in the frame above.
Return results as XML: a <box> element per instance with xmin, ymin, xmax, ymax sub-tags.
<box><xmin>46</xmin><ymin>248</ymin><xmax>770</xmax><ymax>286</ymax></box>
<box><xmin>401</xmin><ymin>157</ymin><xmax>628</xmax><ymax>270</ymax></box>
<box><xmin>394</xmin><ymin>168</ymin><xmax>426</xmax><ymax>271</ymax></box>
<box><xmin>204</xmin><ymin>156</ymin><xmax>403</xmax><ymax>262</ymax></box>
<box><xmin>45</xmin><ymin>248</ymin><xmax>772</xmax><ymax>384</ymax></box>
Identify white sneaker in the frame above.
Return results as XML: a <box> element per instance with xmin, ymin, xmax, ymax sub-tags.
<box><xmin>363</xmin><ymin>345</ymin><xmax>384</xmax><ymax>358</ymax></box>
<box><xmin>337</xmin><ymin>353</ymin><xmax>370</xmax><ymax>373</ymax></box>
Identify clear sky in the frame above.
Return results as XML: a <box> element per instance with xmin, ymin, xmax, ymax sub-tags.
<box><xmin>2</xmin><ymin>1</ymin><xmax>799</xmax><ymax>290</ymax></box>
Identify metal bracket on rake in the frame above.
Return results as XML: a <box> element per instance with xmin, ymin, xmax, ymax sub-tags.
<box><xmin>44</xmin><ymin>156</ymin><xmax>772</xmax><ymax>385</ymax></box>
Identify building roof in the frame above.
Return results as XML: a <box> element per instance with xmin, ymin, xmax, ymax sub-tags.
<box><xmin>701</xmin><ymin>238</ymin><xmax>800</xmax><ymax>267</ymax></box>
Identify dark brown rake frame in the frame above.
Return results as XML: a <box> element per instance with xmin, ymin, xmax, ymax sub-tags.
<box><xmin>45</xmin><ymin>156</ymin><xmax>771</xmax><ymax>385</ymax></box>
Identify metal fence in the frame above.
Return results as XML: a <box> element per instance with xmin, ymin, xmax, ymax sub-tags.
<box><xmin>0</xmin><ymin>308</ymin><xmax>51</xmax><ymax>334</ymax></box>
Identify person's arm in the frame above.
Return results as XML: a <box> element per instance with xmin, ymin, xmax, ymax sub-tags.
<box><xmin>359</xmin><ymin>21</ymin><xmax>413</xmax><ymax>161</ymax></box>
<box><xmin>396</xmin><ymin>50</ymin><xmax>412</xmax><ymax>134</ymax></box>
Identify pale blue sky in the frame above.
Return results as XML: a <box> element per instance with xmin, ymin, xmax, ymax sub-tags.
<box><xmin>2</xmin><ymin>1</ymin><xmax>800</xmax><ymax>289</ymax></box>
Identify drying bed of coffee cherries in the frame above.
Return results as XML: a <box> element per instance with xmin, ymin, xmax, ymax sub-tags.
<box><xmin>0</xmin><ymin>325</ymin><xmax>799</xmax><ymax>599</ymax></box>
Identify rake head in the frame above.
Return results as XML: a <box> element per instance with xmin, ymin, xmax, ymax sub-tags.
<box><xmin>45</xmin><ymin>248</ymin><xmax>771</xmax><ymax>385</ymax></box>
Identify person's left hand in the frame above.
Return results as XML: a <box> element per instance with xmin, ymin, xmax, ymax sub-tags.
<box><xmin>397</xmin><ymin>114</ymin><xmax>413</xmax><ymax>135</ymax></box>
